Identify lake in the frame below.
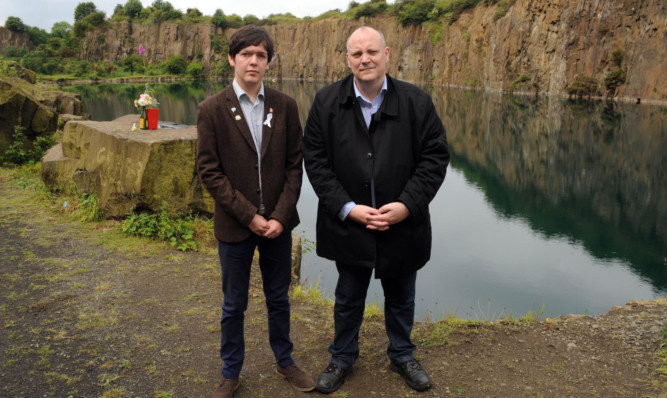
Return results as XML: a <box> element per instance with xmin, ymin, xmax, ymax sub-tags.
<box><xmin>66</xmin><ymin>80</ymin><xmax>667</xmax><ymax>320</ymax></box>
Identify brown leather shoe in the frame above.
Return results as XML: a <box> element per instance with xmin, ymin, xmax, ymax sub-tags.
<box><xmin>211</xmin><ymin>377</ymin><xmax>240</xmax><ymax>398</ymax></box>
<box><xmin>275</xmin><ymin>363</ymin><xmax>316</xmax><ymax>392</ymax></box>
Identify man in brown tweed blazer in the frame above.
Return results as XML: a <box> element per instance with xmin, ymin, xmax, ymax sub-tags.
<box><xmin>196</xmin><ymin>25</ymin><xmax>314</xmax><ymax>398</ymax></box>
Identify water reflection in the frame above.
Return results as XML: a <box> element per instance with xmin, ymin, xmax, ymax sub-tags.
<box><xmin>68</xmin><ymin>81</ymin><xmax>666</xmax><ymax>318</ymax></box>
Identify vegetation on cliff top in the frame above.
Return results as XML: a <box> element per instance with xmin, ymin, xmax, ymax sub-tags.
<box><xmin>1</xmin><ymin>0</ymin><xmax>519</xmax><ymax>80</ymax></box>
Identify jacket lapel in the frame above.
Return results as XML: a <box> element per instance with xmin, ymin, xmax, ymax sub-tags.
<box><xmin>260</xmin><ymin>89</ymin><xmax>275</xmax><ymax>159</ymax></box>
<box><xmin>223</xmin><ymin>86</ymin><xmax>257</xmax><ymax>152</ymax></box>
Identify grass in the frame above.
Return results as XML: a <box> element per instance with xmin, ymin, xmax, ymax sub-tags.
<box><xmin>658</xmin><ymin>326</ymin><xmax>667</xmax><ymax>382</ymax></box>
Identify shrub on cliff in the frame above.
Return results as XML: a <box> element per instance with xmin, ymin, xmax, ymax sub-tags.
<box><xmin>5</xmin><ymin>16</ymin><xmax>28</xmax><ymax>33</ymax></box>
<box><xmin>350</xmin><ymin>0</ymin><xmax>388</xmax><ymax>18</ymax></box>
<box><xmin>74</xmin><ymin>2</ymin><xmax>98</xmax><ymax>21</ymax></box>
<box><xmin>604</xmin><ymin>68</ymin><xmax>626</xmax><ymax>95</ymax></box>
<box><xmin>566</xmin><ymin>75</ymin><xmax>598</xmax><ymax>98</ymax></box>
<box><xmin>395</xmin><ymin>0</ymin><xmax>435</xmax><ymax>26</ymax></box>
<box><xmin>211</xmin><ymin>9</ymin><xmax>228</xmax><ymax>28</ymax></box>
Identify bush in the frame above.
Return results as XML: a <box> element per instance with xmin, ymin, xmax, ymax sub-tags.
<box><xmin>612</xmin><ymin>50</ymin><xmax>624</xmax><ymax>67</ymax></box>
<box><xmin>5</xmin><ymin>16</ymin><xmax>27</xmax><ymax>32</ymax></box>
<box><xmin>604</xmin><ymin>68</ymin><xmax>626</xmax><ymax>94</ymax></box>
<box><xmin>494</xmin><ymin>0</ymin><xmax>516</xmax><ymax>21</ymax></box>
<box><xmin>74</xmin><ymin>2</ymin><xmax>97</xmax><ymax>21</ymax></box>
<box><xmin>352</xmin><ymin>0</ymin><xmax>388</xmax><ymax>18</ymax></box>
<box><xmin>262</xmin><ymin>13</ymin><xmax>301</xmax><ymax>25</ymax></box>
<box><xmin>124</xmin><ymin>0</ymin><xmax>144</xmax><ymax>19</ymax></box>
<box><xmin>210</xmin><ymin>34</ymin><xmax>228</xmax><ymax>54</ymax></box>
<box><xmin>118</xmin><ymin>54</ymin><xmax>146</xmax><ymax>74</ymax></box>
<box><xmin>566</xmin><ymin>75</ymin><xmax>598</xmax><ymax>98</ymax></box>
<box><xmin>225</xmin><ymin>15</ymin><xmax>244</xmax><ymax>28</ymax></box>
<box><xmin>20</xmin><ymin>50</ymin><xmax>49</xmax><ymax>73</ymax></box>
<box><xmin>211</xmin><ymin>9</ymin><xmax>227</xmax><ymax>28</ymax></box>
<box><xmin>122</xmin><ymin>204</ymin><xmax>199</xmax><ymax>251</ymax></box>
<box><xmin>396</xmin><ymin>0</ymin><xmax>436</xmax><ymax>26</ymax></box>
<box><xmin>2</xmin><ymin>127</ymin><xmax>56</xmax><ymax>166</ymax></box>
<box><xmin>164</xmin><ymin>55</ymin><xmax>186</xmax><ymax>75</ymax></box>
<box><xmin>3</xmin><ymin>126</ymin><xmax>29</xmax><ymax>165</ymax></box>
<box><xmin>2</xmin><ymin>45</ymin><xmax>27</xmax><ymax>59</ymax></box>
<box><xmin>186</xmin><ymin>61</ymin><xmax>204</xmax><ymax>79</ymax></box>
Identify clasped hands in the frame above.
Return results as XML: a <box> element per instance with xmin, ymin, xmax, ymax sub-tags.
<box><xmin>348</xmin><ymin>202</ymin><xmax>409</xmax><ymax>231</ymax></box>
<box><xmin>249</xmin><ymin>214</ymin><xmax>283</xmax><ymax>239</ymax></box>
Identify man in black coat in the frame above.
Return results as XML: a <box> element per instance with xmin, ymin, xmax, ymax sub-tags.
<box><xmin>303</xmin><ymin>26</ymin><xmax>450</xmax><ymax>393</ymax></box>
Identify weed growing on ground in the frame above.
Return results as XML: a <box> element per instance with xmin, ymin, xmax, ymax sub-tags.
<box><xmin>658</xmin><ymin>326</ymin><xmax>667</xmax><ymax>381</ymax></box>
<box><xmin>122</xmin><ymin>204</ymin><xmax>200</xmax><ymax>251</ymax></box>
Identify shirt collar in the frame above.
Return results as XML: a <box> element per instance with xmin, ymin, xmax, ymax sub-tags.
<box><xmin>353</xmin><ymin>75</ymin><xmax>388</xmax><ymax>104</ymax></box>
<box><xmin>232</xmin><ymin>79</ymin><xmax>264</xmax><ymax>103</ymax></box>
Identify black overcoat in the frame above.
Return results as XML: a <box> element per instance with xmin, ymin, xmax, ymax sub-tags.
<box><xmin>303</xmin><ymin>74</ymin><xmax>450</xmax><ymax>278</ymax></box>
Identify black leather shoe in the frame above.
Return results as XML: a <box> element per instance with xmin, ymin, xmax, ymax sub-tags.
<box><xmin>390</xmin><ymin>359</ymin><xmax>432</xmax><ymax>391</ymax></box>
<box><xmin>315</xmin><ymin>362</ymin><xmax>350</xmax><ymax>394</ymax></box>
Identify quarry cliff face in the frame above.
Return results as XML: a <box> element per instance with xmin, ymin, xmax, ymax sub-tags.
<box><xmin>264</xmin><ymin>0</ymin><xmax>666</xmax><ymax>102</ymax></box>
<box><xmin>3</xmin><ymin>0</ymin><xmax>663</xmax><ymax>102</ymax></box>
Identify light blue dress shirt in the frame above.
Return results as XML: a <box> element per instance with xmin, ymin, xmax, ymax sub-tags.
<box><xmin>232</xmin><ymin>79</ymin><xmax>266</xmax><ymax>213</ymax></box>
<box><xmin>337</xmin><ymin>76</ymin><xmax>388</xmax><ymax>221</ymax></box>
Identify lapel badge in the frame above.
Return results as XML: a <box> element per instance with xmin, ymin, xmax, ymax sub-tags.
<box><xmin>263</xmin><ymin>113</ymin><xmax>273</xmax><ymax>128</ymax></box>
<box><xmin>235</xmin><ymin>115</ymin><xmax>242</xmax><ymax>121</ymax></box>
<box><xmin>231</xmin><ymin>107</ymin><xmax>236</xmax><ymax>113</ymax></box>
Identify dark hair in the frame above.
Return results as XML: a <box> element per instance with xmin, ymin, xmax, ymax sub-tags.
<box><xmin>228</xmin><ymin>25</ymin><xmax>275</xmax><ymax>62</ymax></box>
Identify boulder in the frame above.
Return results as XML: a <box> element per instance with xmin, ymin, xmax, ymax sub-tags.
<box><xmin>41</xmin><ymin>114</ymin><xmax>214</xmax><ymax>218</ymax></box>
<box><xmin>0</xmin><ymin>75</ymin><xmax>82</xmax><ymax>153</ymax></box>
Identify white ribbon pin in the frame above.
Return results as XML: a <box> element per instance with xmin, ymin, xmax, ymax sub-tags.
<box><xmin>263</xmin><ymin>113</ymin><xmax>273</xmax><ymax>128</ymax></box>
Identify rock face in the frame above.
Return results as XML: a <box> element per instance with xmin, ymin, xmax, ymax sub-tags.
<box><xmin>0</xmin><ymin>74</ymin><xmax>83</xmax><ymax>153</ymax></box>
<box><xmin>265</xmin><ymin>0</ymin><xmax>666</xmax><ymax>102</ymax></box>
<box><xmin>0</xmin><ymin>27</ymin><xmax>35</xmax><ymax>52</ymax></box>
<box><xmin>66</xmin><ymin>0</ymin><xmax>666</xmax><ymax>103</ymax></box>
<box><xmin>41</xmin><ymin>115</ymin><xmax>214</xmax><ymax>218</ymax></box>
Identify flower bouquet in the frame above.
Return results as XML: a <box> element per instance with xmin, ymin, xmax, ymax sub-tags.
<box><xmin>134</xmin><ymin>85</ymin><xmax>159</xmax><ymax>130</ymax></box>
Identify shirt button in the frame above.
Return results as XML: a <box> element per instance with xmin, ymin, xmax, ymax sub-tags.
<box><xmin>367</xmin><ymin>153</ymin><xmax>373</xmax><ymax>159</ymax></box>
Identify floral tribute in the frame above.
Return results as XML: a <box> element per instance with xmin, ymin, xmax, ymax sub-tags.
<box><xmin>134</xmin><ymin>85</ymin><xmax>159</xmax><ymax>130</ymax></box>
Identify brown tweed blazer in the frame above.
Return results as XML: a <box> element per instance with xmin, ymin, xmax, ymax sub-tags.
<box><xmin>196</xmin><ymin>84</ymin><xmax>303</xmax><ymax>243</ymax></box>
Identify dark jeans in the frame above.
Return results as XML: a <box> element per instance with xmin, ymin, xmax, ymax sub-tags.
<box><xmin>218</xmin><ymin>233</ymin><xmax>294</xmax><ymax>379</ymax></box>
<box><xmin>329</xmin><ymin>262</ymin><xmax>417</xmax><ymax>369</ymax></box>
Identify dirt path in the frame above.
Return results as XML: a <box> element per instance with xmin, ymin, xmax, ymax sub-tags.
<box><xmin>1</xmin><ymin>168</ymin><xmax>665</xmax><ymax>398</ymax></box>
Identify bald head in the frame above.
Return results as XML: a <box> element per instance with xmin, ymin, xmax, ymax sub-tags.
<box><xmin>346</xmin><ymin>26</ymin><xmax>386</xmax><ymax>53</ymax></box>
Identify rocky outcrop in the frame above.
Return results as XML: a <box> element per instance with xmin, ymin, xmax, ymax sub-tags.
<box><xmin>0</xmin><ymin>75</ymin><xmax>83</xmax><ymax>153</ymax></box>
<box><xmin>79</xmin><ymin>21</ymin><xmax>219</xmax><ymax>70</ymax></box>
<box><xmin>265</xmin><ymin>0</ymin><xmax>666</xmax><ymax>102</ymax></box>
<box><xmin>41</xmin><ymin>115</ymin><xmax>214</xmax><ymax>218</ymax></box>
<box><xmin>0</xmin><ymin>27</ymin><xmax>35</xmax><ymax>53</ymax></box>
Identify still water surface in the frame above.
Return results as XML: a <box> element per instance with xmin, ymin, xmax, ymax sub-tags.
<box><xmin>68</xmin><ymin>81</ymin><xmax>666</xmax><ymax>320</ymax></box>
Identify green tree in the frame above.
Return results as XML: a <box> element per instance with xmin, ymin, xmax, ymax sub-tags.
<box><xmin>152</xmin><ymin>0</ymin><xmax>174</xmax><ymax>12</ymax></box>
<box><xmin>27</xmin><ymin>27</ymin><xmax>49</xmax><ymax>45</ymax></box>
<box><xmin>211</xmin><ymin>9</ymin><xmax>227</xmax><ymax>28</ymax></box>
<box><xmin>74</xmin><ymin>2</ymin><xmax>97</xmax><ymax>21</ymax></box>
<box><xmin>51</xmin><ymin>21</ymin><xmax>72</xmax><ymax>38</ymax></box>
<box><xmin>184</xmin><ymin>8</ymin><xmax>203</xmax><ymax>23</ymax></box>
<box><xmin>124</xmin><ymin>0</ymin><xmax>143</xmax><ymax>18</ymax></box>
<box><xmin>112</xmin><ymin>4</ymin><xmax>125</xmax><ymax>18</ymax></box>
<box><xmin>243</xmin><ymin>14</ymin><xmax>259</xmax><ymax>25</ymax></box>
<box><xmin>5</xmin><ymin>16</ymin><xmax>27</xmax><ymax>32</ymax></box>
<box><xmin>226</xmin><ymin>14</ymin><xmax>244</xmax><ymax>28</ymax></box>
